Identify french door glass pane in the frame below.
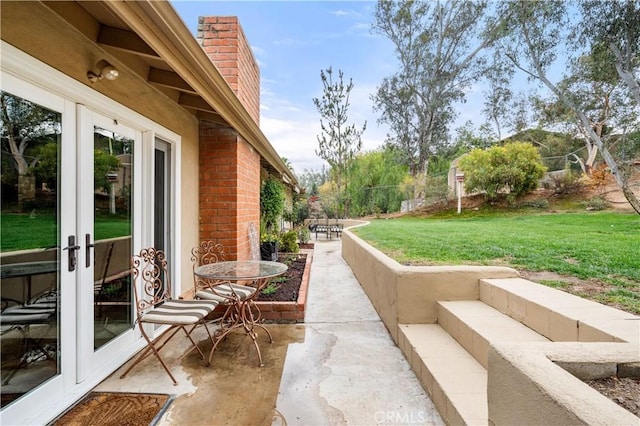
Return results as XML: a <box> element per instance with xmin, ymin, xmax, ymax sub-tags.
<box><xmin>93</xmin><ymin>126</ymin><xmax>133</xmax><ymax>350</ymax></box>
<box><xmin>0</xmin><ymin>91</ymin><xmax>61</xmax><ymax>407</ymax></box>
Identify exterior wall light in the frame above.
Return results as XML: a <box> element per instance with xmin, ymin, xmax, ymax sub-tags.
<box><xmin>87</xmin><ymin>60</ymin><xmax>119</xmax><ymax>83</ymax></box>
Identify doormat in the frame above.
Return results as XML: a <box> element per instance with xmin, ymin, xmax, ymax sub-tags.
<box><xmin>51</xmin><ymin>392</ymin><xmax>173</xmax><ymax>426</ymax></box>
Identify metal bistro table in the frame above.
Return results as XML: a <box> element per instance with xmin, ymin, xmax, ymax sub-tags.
<box><xmin>193</xmin><ymin>260</ymin><xmax>287</xmax><ymax>367</ymax></box>
<box><xmin>1</xmin><ymin>261</ymin><xmax>58</xmax><ymax>303</ymax></box>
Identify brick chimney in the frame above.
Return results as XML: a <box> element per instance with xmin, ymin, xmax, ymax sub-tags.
<box><xmin>197</xmin><ymin>16</ymin><xmax>260</xmax><ymax>126</ymax></box>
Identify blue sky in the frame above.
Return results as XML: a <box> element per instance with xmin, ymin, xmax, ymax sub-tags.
<box><xmin>170</xmin><ymin>1</ymin><xmax>486</xmax><ymax>174</ymax></box>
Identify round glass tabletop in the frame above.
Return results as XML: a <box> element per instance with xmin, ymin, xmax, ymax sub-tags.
<box><xmin>194</xmin><ymin>260</ymin><xmax>288</xmax><ymax>281</ymax></box>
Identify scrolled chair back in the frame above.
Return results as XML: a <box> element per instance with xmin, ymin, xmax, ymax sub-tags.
<box><xmin>191</xmin><ymin>240</ymin><xmax>229</xmax><ymax>292</ymax></box>
<box><xmin>191</xmin><ymin>240</ymin><xmax>226</xmax><ymax>268</ymax></box>
<box><xmin>131</xmin><ymin>247</ymin><xmax>172</xmax><ymax>317</ymax></box>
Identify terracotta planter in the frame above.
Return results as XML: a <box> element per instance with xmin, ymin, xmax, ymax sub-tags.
<box><xmin>255</xmin><ymin>249</ymin><xmax>312</xmax><ymax>323</ymax></box>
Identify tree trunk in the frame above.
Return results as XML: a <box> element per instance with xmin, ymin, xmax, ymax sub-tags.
<box><xmin>585</xmin><ymin>143</ymin><xmax>598</xmax><ymax>175</ymax></box>
<box><xmin>622</xmin><ymin>183</ymin><xmax>640</xmax><ymax>215</ymax></box>
<box><xmin>609</xmin><ymin>43</ymin><xmax>640</xmax><ymax>106</ymax></box>
<box><xmin>18</xmin><ymin>174</ymin><xmax>36</xmax><ymax>211</ymax></box>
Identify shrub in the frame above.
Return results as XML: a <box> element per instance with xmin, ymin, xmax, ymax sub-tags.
<box><xmin>297</xmin><ymin>227</ymin><xmax>311</xmax><ymax>244</ymax></box>
<box><xmin>584</xmin><ymin>164</ymin><xmax>610</xmax><ymax>195</ymax></box>
<box><xmin>260</xmin><ymin>177</ymin><xmax>285</xmax><ymax>233</ymax></box>
<box><xmin>584</xmin><ymin>196</ymin><xmax>610</xmax><ymax>211</ymax></box>
<box><xmin>459</xmin><ymin>141</ymin><xmax>547</xmax><ymax>202</ymax></box>
<box><xmin>543</xmin><ymin>168</ymin><xmax>585</xmax><ymax>196</ymax></box>
<box><xmin>521</xmin><ymin>198</ymin><xmax>549</xmax><ymax>209</ymax></box>
<box><xmin>423</xmin><ymin>174</ymin><xmax>450</xmax><ymax>203</ymax></box>
<box><xmin>280</xmin><ymin>230</ymin><xmax>299</xmax><ymax>253</ymax></box>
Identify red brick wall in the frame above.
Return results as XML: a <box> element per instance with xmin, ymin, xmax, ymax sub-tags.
<box><xmin>199</xmin><ymin>122</ymin><xmax>260</xmax><ymax>260</ymax></box>
<box><xmin>198</xmin><ymin>16</ymin><xmax>260</xmax><ymax>126</ymax></box>
<box><xmin>236</xmin><ymin>139</ymin><xmax>261</xmax><ymax>259</ymax></box>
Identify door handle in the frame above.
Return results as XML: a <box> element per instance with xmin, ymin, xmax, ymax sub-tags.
<box><xmin>63</xmin><ymin>235</ymin><xmax>81</xmax><ymax>271</ymax></box>
<box><xmin>86</xmin><ymin>233</ymin><xmax>95</xmax><ymax>267</ymax></box>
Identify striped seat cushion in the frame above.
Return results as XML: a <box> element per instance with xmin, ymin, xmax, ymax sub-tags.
<box><xmin>196</xmin><ymin>283</ymin><xmax>256</xmax><ymax>303</ymax></box>
<box><xmin>141</xmin><ymin>299</ymin><xmax>218</xmax><ymax>325</ymax></box>
<box><xmin>1</xmin><ymin>293</ymin><xmax>57</xmax><ymax>325</ymax></box>
<box><xmin>1</xmin><ymin>306</ymin><xmax>55</xmax><ymax>324</ymax></box>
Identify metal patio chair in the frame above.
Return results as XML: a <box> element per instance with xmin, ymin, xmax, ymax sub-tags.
<box><xmin>191</xmin><ymin>240</ymin><xmax>257</xmax><ymax>307</ymax></box>
<box><xmin>0</xmin><ymin>290</ymin><xmax>57</xmax><ymax>385</ymax></box>
<box><xmin>119</xmin><ymin>247</ymin><xmax>218</xmax><ymax>385</ymax></box>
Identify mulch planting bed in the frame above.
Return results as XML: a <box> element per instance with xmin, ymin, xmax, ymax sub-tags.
<box><xmin>256</xmin><ymin>252</ymin><xmax>307</xmax><ymax>302</ymax></box>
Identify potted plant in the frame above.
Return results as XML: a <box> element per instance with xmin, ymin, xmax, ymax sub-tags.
<box><xmin>260</xmin><ymin>231</ymin><xmax>280</xmax><ymax>261</ymax></box>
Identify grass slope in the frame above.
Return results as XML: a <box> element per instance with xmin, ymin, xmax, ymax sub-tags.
<box><xmin>353</xmin><ymin>211</ymin><xmax>640</xmax><ymax>314</ymax></box>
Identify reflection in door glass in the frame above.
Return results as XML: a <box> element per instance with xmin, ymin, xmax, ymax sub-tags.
<box><xmin>93</xmin><ymin>127</ymin><xmax>133</xmax><ymax>350</ymax></box>
<box><xmin>0</xmin><ymin>92</ymin><xmax>61</xmax><ymax>408</ymax></box>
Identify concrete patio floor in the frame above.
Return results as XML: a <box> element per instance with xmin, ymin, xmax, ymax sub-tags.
<box><xmin>95</xmin><ymin>239</ymin><xmax>444</xmax><ymax>425</ymax></box>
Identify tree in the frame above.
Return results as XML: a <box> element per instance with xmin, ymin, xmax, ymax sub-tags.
<box><xmin>345</xmin><ymin>149</ymin><xmax>410</xmax><ymax>216</ymax></box>
<box><xmin>1</xmin><ymin>92</ymin><xmax>60</xmax><ymax>208</ymax></box>
<box><xmin>313</xmin><ymin>67</ymin><xmax>366</xmax><ymax>218</ymax></box>
<box><xmin>453</xmin><ymin>121</ymin><xmax>497</xmax><ymax>152</ymax></box>
<box><xmin>506</xmin><ymin>92</ymin><xmax>537</xmax><ymax>134</ymax></box>
<box><xmin>317</xmin><ymin>180</ymin><xmax>339</xmax><ymax>219</ymax></box>
<box><xmin>503</xmin><ymin>129</ymin><xmax>585</xmax><ymax>172</ymax></box>
<box><xmin>298</xmin><ymin>166</ymin><xmax>329</xmax><ymax>195</ymax></box>
<box><xmin>580</xmin><ymin>0</ymin><xmax>640</xmax><ymax>105</ymax></box>
<box><xmin>280</xmin><ymin>156</ymin><xmax>295</xmax><ymax>174</ymax></box>
<box><xmin>482</xmin><ymin>53</ymin><xmax>515</xmax><ymax>140</ymax></box>
<box><xmin>31</xmin><ymin>142</ymin><xmax>58</xmax><ymax>192</ymax></box>
<box><xmin>498</xmin><ymin>0</ymin><xmax>640</xmax><ymax>214</ymax></box>
<box><xmin>94</xmin><ymin>150</ymin><xmax>122</xmax><ymax>194</ymax></box>
<box><xmin>371</xmin><ymin>0</ymin><xmax>505</xmax><ymax>176</ymax></box>
<box><xmin>532</xmin><ymin>47</ymin><xmax>634</xmax><ymax>175</ymax></box>
<box><xmin>459</xmin><ymin>141</ymin><xmax>547</xmax><ymax>202</ymax></box>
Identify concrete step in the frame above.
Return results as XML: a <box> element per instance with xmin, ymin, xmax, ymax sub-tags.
<box><xmin>437</xmin><ymin>300</ymin><xmax>550</xmax><ymax>369</ymax></box>
<box><xmin>480</xmin><ymin>277</ymin><xmax>638</xmax><ymax>344</ymax></box>
<box><xmin>399</xmin><ymin>324</ymin><xmax>487</xmax><ymax>426</ymax></box>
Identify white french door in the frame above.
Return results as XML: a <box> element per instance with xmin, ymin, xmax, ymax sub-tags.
<box><xmin>1</xmin><ymin>42</ymin><xmax>179</xmax><ymax>425</ymax></box>
<box><xmin>76</xmin><ymin>108</ymin><xmax>140</xmax><ymax>382</ymax></box>
<box><xmin>0</xmin><ymin>72</ymin><xmax>77</xmax><ymax>424</ymax></box>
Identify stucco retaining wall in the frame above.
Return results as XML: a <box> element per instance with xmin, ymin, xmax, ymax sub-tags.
<box><xmin>488</xmin><ymin>342</ymin><xmax>639</xmax><ymax>425</ymax></box>
<box><xmin>341</xmin><ymin>225</ymin><xmax>519</xmax><ymax>343</ymax></box>
<box><xmin>341</xmin><ymin>222</ymin><xmax>639</xmax><ymax>425</ymax></box>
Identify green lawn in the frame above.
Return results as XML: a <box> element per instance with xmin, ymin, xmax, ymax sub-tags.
<box><xmin>352</xmin><ymin>211</ymin><xmax>640</xmax><ymax>314</ymax></box>
<box><xmin>1</xmin><ymin>213</ymin><xmax>131</xmax><ymax>252</ymax></box>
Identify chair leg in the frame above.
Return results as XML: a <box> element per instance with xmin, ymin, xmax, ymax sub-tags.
<box><xmin>120</xmin><ymin>321</ymin><xmax>217</xmax><ymax>385</ymax></box>
<box><xmin>2</xmin><ymin>323</ymin><xmax>57</xmax><ymax>386</ymax></box>
<box><xmin>1</xmin><ymin>326</ymin><xmax>28</xmax><ymax>385</ymax></box>
<box><xmin>178</xmin><ymin>325</ymin><xmax>208</xmax><ymax>361</ymax></box>
<box><xmin>120</xmin><ymin>325</ymin><xmax>181</xmax><ymax>385</ymax></box>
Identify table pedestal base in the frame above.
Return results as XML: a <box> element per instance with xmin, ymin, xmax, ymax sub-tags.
<box><xmin>208</xmin><ymin>297</ymin><xmax>272</xmax><ymax>367</ymax></box>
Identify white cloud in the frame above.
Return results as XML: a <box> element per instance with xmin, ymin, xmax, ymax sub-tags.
<box><xmin>352</xmin><ymin>22</ymin><xmax>371</xmax><ymax>32</ymax></box>
<box><xmin>259</xmin><ymin>79</ymin><xmax>390</xmax><ymax>175</ymax></box>
<box><xmin>261</xmin><ymin>115</ymin><xmax>324</xmax><ymax>173</ymax></box>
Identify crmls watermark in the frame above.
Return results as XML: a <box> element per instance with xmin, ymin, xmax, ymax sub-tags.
<box><xmin>374</xmin><ymin>410</ymin><xmax>428</xmax><ymax>424</ymax></box>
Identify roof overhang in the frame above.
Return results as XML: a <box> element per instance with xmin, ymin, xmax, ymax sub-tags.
<box><xmin>43</xmin><ymin>0</ymin><xmax>298</xmax><ymax>188</ymax></box>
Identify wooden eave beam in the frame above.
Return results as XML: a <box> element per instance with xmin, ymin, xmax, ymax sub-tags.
<box><xmin>148</xmin><ymin>67</ymin><xmax>197</xmax><ymax>94</ymax></box>
<box><xmin>197</xmin><ymin>110</ymin><xmax>227</xmax><ymax>126</ymax></box>
<box><xmin>97</xmin><ymin>25</ymin><xmax>160</xmax><ymax>59</ymax></box>
<box><xmin>101</xmin><ymin>1</ymin><xmax>299</xmax><ymax>188</ymax></box>
<box><xmin>178</xmin><ymin>93</ymin><xmax>216</xmax><ymax>112</ymax></box>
